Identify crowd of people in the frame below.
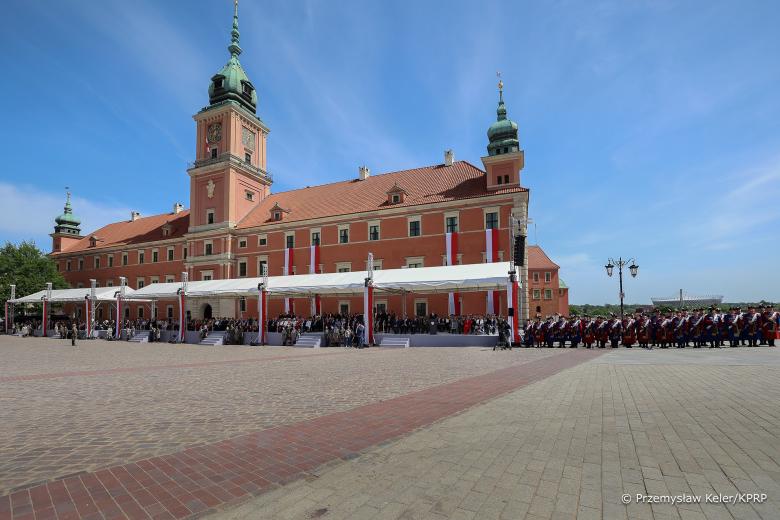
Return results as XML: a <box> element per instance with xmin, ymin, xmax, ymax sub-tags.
<box><xmin>523</xmin><ymin>305</ymin><xmax>779</xmax><ymax>348</ymax></box>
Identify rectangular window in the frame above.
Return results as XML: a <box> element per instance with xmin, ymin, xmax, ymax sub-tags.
<box><xmin>485</xmin><ymin>211</ymin><xmax>499</xmax><ymax>230</ymax></box>
<box><xmin>122</xmin><ymin>253</ymin><xmax>128</xmax><ymax>266</ymax></box>
<box><xmin>415</xmin><ymin>301</ymin><xmax>427</xmax><ymax>317</ymax></box>
<box><xmin>286</xmin><ymin>234</ymin><xmax>294</xmax><ymax>249</ymax></box>
<box><xmin>446</xmin><ymin>216</ymin><xmax>458</xmax><ymax>233</ymax></box>
<box><xmin>238</xmin><ymin>238</ymin><xmax>247</xmax><ymax>248</ymax></box>
<box><xmin>409</xmin><ymin>219</ymin><xmax>421</xmax><ymax>237</ymax></box>
<box><xmin>338</xmin><ymin>226</ymin><xmax>349</xmax><ymax>244</ymax></box>
<box><xmin>150</xmin><ymin>276</ymin><xmax>159</xmax><ymax>284</ymax></box>
<box><xmin>167</xmin><ymin>247</ymin><xmax>174</xmax><ymax>261</ymax></box>
<box><xmin>211</xmin><ymin>147</ymin><xmax>218</xmax><ymax>159</ymax></box>
<box><xmin>258</xmin><ymin>260</ymin><xmax>268</xmax><ymax>277</ymax></box>
<box><xmin>339</xmin><ymin>302</ymin><xmax>350</xmax><ymax>315</ymax></box>
<box><xmin>311</xmin><ymin>231</ymin><xmax>320</xmax><ymax>246</ymax></box>
<box><xmin>152</xmin><ymin>250</ymin><xmax>158</xmax><ymax>263</ymax></box>
<box><xmin>239</xmin><ymin>261</ymin><xmax>247</xmax><ymax>277</ymax></box>
<box><xmin>202</xmin><ymin>273</ymin><xmax>213</xmax><ymax>281</ymax></box>
<box><xmin>544</xmin><ymin>289</ymin><xmax>553</xmax><ymax>300</ymax></box>
<box><xmin>108</xmin><ymin>255</ymin><xmax>113</xmax><ymax>268</ymax></box>
<box><xmin>533</xmin><ymin>272</ymin><xmax>539</xmax><ymax>282</ymax></box>
<box><xmin>204</xmin><ymin>242</ymin><xmax>213</xmax><ymax>256</ymax></box>
<box><xmin>138</xmin><ymin>307</ymin><xmax>144</xmax><ymax>318</ymax></box>
<box><xmin>533</xmin><ymin>289</ymin><xmax>541</xmax><ymax>300</ymax></box>
<box><xmin>245</xmin><ymin>191</ymin><xmax>254</xmax><ymax>202</ymax></box>
<box><xmin>94</xmin><ymin>257</ymin><xmax>100</xmax><ymax>269</ymax></box>
<box><xmin>245</xmin><ymin>152</ymin><xmax>252</xmax><ymax>164</ymax></box>
<box><xmin>392</xmin><ymin>194</ymin><xmax>400</xmax><ymax>204</ymax></box>
<box><xmin>183</xmin><ymin>247</ymin><xmax>188</xmax><ymax>259</ymax></box>
<box><xmin>138</xmin><ymin>251</ymin><xmax>145</xmax><ymax>264</ymax></box>
<box><xmin>240</xmin><ymin>297</ymin><xmax>246</xmax><ymax>312</ymax></box>
<box><xmin>165</xmin><ymin>276</ymin><xmax>175</xmax><ymax>283</ymax></box>
<box><xmin>66</xmin><ymin>260</ymin><xmax>71</xmax><ymax>271</ymax></box>
<box><xmin>545</xmin><ymin>272</ymin><xmax>551</xmax><ymax>283</ymax></box>
<box><xmin>406</xmin><ymin>257</ymin><xmax>424</xmax><ymax>269</ymax></box>
<box><xmin>258</xmin><ymin>235</ymin><xmax>267</xmax><ymax>246</ymax></box>
<box><xmin>167</xmin><ymin>305</ymin><xmax>174</xmax><ymax>319</ymax></box>
<box><xmin>207</xmin><ymin>210</ymin><xmax>215</xmax><ymax>225</ymax></box>
<box><xmin>78</xmin><ymin>259</ymin><xmax>84</xmax><ymax>271</ymax></box>
<box><xmin>137</xmin><ymin>279</ymin><xmax>145</xmax><ymax>289</ymax></box>
<box><xmin>107</xmin><ymin>280</ymin><xmax>114</xmax><ymax>287</ymax></box>
<box><xmin>336</xmin><ymin>262</ymin><xmax>351</xmax><ymax>273</ymax></box>
<box><xmin>369</xmin><ymin>224</ymin><xmax>380</xmax><ymax>241</ymax></box>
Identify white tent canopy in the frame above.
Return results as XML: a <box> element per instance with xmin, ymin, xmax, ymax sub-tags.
<box><xmin>123</xmin><ymin>262</ymin><xmax>515</xmax><ymax>301</ymax></box>
<box><xmin>9</xmin><ymin>286</ymin><xmax>137</xmax><ymax>304</ymax></box>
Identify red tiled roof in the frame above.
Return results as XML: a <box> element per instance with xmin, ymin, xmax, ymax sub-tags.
<box><xmin>236</xmin><ymin>160</ymin><xmax>526</xmax><ymax>229</ymax></box>
<box><xmin>528</xmin><ymin>245</ymin><xmax>559</xmax><ymax>269</ymax></box>
<box><xmin>52</xmin><ymin>210</ymin><xmax>190</xmax><ymax>255</ymax></box>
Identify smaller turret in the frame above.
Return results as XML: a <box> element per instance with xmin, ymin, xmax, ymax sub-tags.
<box><xmin>51</xmin><ymin>190</ymin><xmax>82</xmax><ymax>253</ymax></box>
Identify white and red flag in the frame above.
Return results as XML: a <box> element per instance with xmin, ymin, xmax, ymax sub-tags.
<box><xmin>445</xmin><ymin>232</ymin><xmax>460</xmax><ymax>315</ymax></box>
<box><xmin>284</xmin><ymin>247</ymin><xmax>294</xmax><ymax>314</ymax></box>
<box><xmin>309</xmin><ymin>244</ymin><xmax>321</xmax><ymax>315</ymax></box>
<box><xmin>485</xmin><ymin>228</ymin><xmax>500</xmax><ymax>315</ymax></box>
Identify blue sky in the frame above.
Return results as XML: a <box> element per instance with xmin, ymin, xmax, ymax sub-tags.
<box><xmin>1</xmin><ymin>0</ymin><xmax>778</xmax><ymax>304</ymax></box>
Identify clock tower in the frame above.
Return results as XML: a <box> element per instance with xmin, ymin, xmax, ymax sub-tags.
<box><xmin>187</xmin><ymin>0</ymin><xmax>271</xmax><ymax>234</ymax></box>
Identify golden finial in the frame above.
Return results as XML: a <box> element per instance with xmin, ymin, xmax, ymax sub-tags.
<box><xmin>496</xmin><ymin>71</ymin><xmax>503</xmax><ymax>92</ymax></box>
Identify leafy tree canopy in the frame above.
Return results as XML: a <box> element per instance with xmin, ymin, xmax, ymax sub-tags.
<box><xmin>0</xmin><ymin>241</ymin><xmax>68</xmax><ymax>307</ymax></box>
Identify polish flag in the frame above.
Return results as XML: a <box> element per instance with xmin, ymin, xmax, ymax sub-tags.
<box><xmin>485</xmin><ymin>228</ymin><xmax>500</xmax><ymax>315</ymax></box>
<box><xmin>284</xmin><ymin>247</ymin><xmax>294</xmax><ymax>314</ymax></box>
<box><xmin>309</xmin><ymin>244</ymin><xmax>321</xmax><ymax>315</ymax></box>
<box><xmin>445</xmin><ymin>232</ymin><xmax>460</xmax><ymax>315</ymax></box>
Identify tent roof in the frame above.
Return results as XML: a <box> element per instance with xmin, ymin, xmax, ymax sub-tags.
<box><xmin>124</xmin><ymin>262</ymin><xmax>515</xmax><ymax>300</ymax></box>
<box><xmin>10</xmin><ymin>286</ymin><xmax>136</xmax><ymax>304</ymax></box>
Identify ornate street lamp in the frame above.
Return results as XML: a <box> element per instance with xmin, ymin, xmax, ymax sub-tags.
<box><xmin>605</xmin><ymin>257</ymin><xmax>639</xmax><ymax>320</ymax></box>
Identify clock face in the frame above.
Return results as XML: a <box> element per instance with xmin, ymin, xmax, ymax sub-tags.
<box><xmin>207</xmin><ymin>123</ymin><xmax>222</xmax><ymax>143</ymax></box>
<box><xmin>242</xmin><ymin>127</ymin><xmax>256</xmax><ymax>151</ymax></box>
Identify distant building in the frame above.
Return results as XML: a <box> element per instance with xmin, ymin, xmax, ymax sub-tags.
<box><xmin>651</xmin><ymin>293</ymin><xmax>723</xmax><ymax>309</ymax></box>
<box><xmin>527</xmin><ymin>246</ymin><xmax>569</xmax><ymax>317</ymax></box>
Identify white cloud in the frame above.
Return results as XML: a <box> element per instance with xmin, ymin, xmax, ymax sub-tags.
<box><xmin>0</xmin><ymin>183</ymin><xmax>132</xmax><ymax>249</ymax></box>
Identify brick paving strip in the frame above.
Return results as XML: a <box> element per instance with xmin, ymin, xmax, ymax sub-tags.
<box><xmin>0</xmin><ymin>349</ymin><xmax>602</xmax><ymax>520</ymax></box>
<box><xmin>0</xmin><ymin>350</ymin><xmax>354</xmax><ymax>383</ymax></box>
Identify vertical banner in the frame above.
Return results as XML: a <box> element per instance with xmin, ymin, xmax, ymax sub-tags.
<box><xmin>115</xmin><ymin>295</ymin><xmax>122</xmax><ymax>338</ymax></box>
<box><xmin>485</xmin><ymin>228</ymin><xmax>500</xmax><ymax>315</ymax></box>
<box><xmin>3</xmin><ymin>301</ymin><xmax>7</xmax><ymax>334</ymax></box>
<box><xmin>258</xmin><ymin>289</ymin><xmax>267</xmax><ymax>344</ymax></box>
<box><xmin>446</xmin><ymin>232</ymin><xmax>460</xmax><ymax>315</ymax></box>
<box><xmin>506</xmin><ymin>278</ymin><xmax>520</xmax><ymax>344</ymax></box>
<box><xmin>178</xmin><ymin>291</ymin><xmax>186</xmax><ymax>343</ymax></box>
<box><xmin>363</xmin><ymin>284</ymin><xmax>374</xmax><ymax>346</ymax></box>
<box><xmin>42</xmin><ymin>299</ymin><xmax>48</xmax><ymax>334</ymax></box>
<box><xmin>284</xmin><ymin>247</ymin><xmax>294</xmax><ymax>314</ymax></box>
<box><xmin>85</xmin><ymin>297</ymin><xmax>91</xmax><ymax>337</ymax></box>
<box><xmin>309</xmin><ymin>244</ymin><xmax>321</xmax><ymax>315</ymax></box>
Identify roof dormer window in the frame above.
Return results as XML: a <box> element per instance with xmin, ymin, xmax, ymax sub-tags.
<box><xmin>89</xmin><ymin>236</ymin><xmax>98</xmax><ymax>247</ymax></box>
<box><xmin>274</xmin><ymin>211</ymin><xmax>281</xmax><ymax>221</ymax></box>
<box><xmin>213</xmin><ymin>76</ymin><xmax>224</xmax><ymax>89</ymax></box>
<box><xmin>269</xmin><ymin>202</ymin><xmax>289</xmax><ymax>222</ymax></box>
<box><xmin>386</xmin><ymin>183</ymin><xmax>407</xmax><ymax>205</ymax></box>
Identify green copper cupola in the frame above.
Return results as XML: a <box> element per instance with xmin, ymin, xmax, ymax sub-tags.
<box><xmin>487</xmin><ymin>78</ymin><xmax>520</xmax><ymax>156</ymax></box>
<box><xmin>54</xmin><ymin>191</ymin><xmax>81</xmax><ymax>236</ymax></box>
<box><xmin>208</xmin><ymin>0</ymin><xmax>258</xmax><ymax>113</ymax></box>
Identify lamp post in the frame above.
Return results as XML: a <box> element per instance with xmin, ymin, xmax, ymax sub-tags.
<box><xmin>605</xmin><ymin>257</ymin><xmax>639</xmax><ymax>321</ymax></box>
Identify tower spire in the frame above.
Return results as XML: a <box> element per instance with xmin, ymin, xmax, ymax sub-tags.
<box><xmin>228</xmin><ymin>0</ymin><xmax>242</xmax><ymax>58</ymax></box>
<box><xmin>496</xmin><ymin>71</ymin><xmax>507</xmax><ymax>121</ymax></box>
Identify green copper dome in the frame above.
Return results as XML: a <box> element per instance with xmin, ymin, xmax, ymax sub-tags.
<box><xmin>208</xmin><ymin>1</ymin><xmax>258</xmax><ymax>113</ymax></box>
<box><xmin>487</xmin><ymin>84</ymin><xmax>519</xmax><ymax>156</ymax></box>
<box><xmin>54</xmin><ymin>192</ymin><xmax>81</xmax><ymax>235</ymax></box>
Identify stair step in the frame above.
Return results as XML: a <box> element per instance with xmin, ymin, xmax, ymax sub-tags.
<box><xmin>294</xmin><ymin>334</ymin><xmax>321</xmax><ymax>348</ymax></box>
<box><xmin>380</xmin><ymin>337</ymin><xmax>410</xmax><ymax>348</ymax></box>
<box><xmin>199</xmin><ymin>331</ymin><xmax>224</xmax><ymax>346</ymax></box>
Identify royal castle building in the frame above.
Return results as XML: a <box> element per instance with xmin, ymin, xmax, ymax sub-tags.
<box><xmin>49</xmin><ymin>4</ymin><xmax>568</xmax><ymax>323</ymax></box>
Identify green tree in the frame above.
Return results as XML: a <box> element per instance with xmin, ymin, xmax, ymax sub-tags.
<box><xmin>0</xmin><ymin>241</ymin><xmax>68</xmax><ymax>308</ymax></box>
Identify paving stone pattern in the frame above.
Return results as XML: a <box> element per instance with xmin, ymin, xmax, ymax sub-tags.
<box><xmin>0</xmin><ymin>337</ymin><xmax>562</xmax><ymax>498</ymax></box>
<box><xmin>216</xmin><ymin>349</ymin><xmax>780</xmax><ymax>520</ymax></box>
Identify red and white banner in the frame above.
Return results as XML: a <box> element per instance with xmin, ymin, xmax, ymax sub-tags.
<box><xmin>309</xmin><ymin>244</ymin><xmax>321</xmax><ymax>315</ymax></box>
<box><xmin>85</xmin><ymin>297</ymin><xmax>91</xmax><ymax>337</ymax></box>
<box><xmin>445</xmin><ymin>232</ymin><xmax>460</xmax><ymax>315</ymax></box>
<box><xmin>284</xmin><ymin>247</ymin><xmax>294</xmax><ymax>314</ymax></box>
<box><xmin>115</xmin><ymin>295</ymin><xmax>122</xmax><ymax>338</ymax></box>
<box><xmin>258</xmin><ymin>289</ymin><xmax>267</xmax><ymax>344</ymax></box>
<box><xmin>485</xmin><ymin>228</ymin><xmax>500</xmax><ymax>315</ymax></box>
<box><xmin>506</xmin><ymin>278</ymin><xmax>520</xmax><ymax>344</ymax></box>
<box><xmin>363</xmin><ymin>284</ymin><xmax>374</xmax><ymax>346</ymax></box>
<box><xmin>178</xmin><ymin>292</ymin><xmax>186</xmax><ymax>342</ymax></box>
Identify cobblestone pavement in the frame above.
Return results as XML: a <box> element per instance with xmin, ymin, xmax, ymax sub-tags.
<box><xmin>0</xmin><ymin>336</ymin><xmax>561</xmax><ymax>496</ymax></box>
<box><xmin>214</xmin><ymin>347</ymin><xmax>780</xmax><ymax>520</ymax></box>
